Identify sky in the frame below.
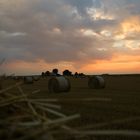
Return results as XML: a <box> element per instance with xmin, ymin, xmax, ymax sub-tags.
<box><xmin>0</xmin><ymin>0</ymin><xmax>140</xmax><ymax>75</ymax></box>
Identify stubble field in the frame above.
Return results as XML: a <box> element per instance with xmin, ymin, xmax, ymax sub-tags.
<box><xmin>1</xmin><ymin>74</ymin><xmax>140</xmax><ymax>140</ymax></box>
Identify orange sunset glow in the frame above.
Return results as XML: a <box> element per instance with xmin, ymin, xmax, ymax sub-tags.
<box><xmin>0</xmin><ymin>0</ymin><xmax>140</xmax><ymax>75</ymax></box>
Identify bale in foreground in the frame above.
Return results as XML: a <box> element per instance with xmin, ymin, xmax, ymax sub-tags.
<box><xmin>48</xmin><ymin>76</ymin><xmax>71</xmax><ymax>93</ymax></box>
<box><xmin>88</xmin><ymin>75</ymin><xmax>105</xmax><ymax>89</ymax></box>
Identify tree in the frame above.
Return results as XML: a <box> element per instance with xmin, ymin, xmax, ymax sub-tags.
<box><xmin>63</xmin><ymin>70</ymin><xmax>72</xmax><ymax>76</ymax></box>
<box><xmin>52</xmin><ymin>68</ymin><xmax>58</xmax><ymax>75</ymax></box>
<box><xmin>79</xmin><ymin>73</ymin><xmax>85</xmax><ymax>76</ymax></box>
<box><xmin>74</xmin><ymin>72</ymin><xmax>78</xmax><ymax>78</ymax></box>
<box><xmin>45</xmin><ymin>71</ymin><xmax>50</xmax><ymax>76</ymax></box>
<box><xmin>41</xmin><ymin>72</ymin><xmax>45</xmax><ymax>77</ymax></box>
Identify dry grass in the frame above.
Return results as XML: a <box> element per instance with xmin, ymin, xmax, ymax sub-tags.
<box><xmin>0</xmin><ymin>80</ymin><xmax>80</xmax><ymax>140</ymax></box>
<box><xmin>0</xmin><ymin>75</ymin><xmax>140</xmax><ymax>139</ymax></box>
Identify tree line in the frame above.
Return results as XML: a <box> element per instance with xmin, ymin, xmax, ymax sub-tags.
<box><xmin>41</xmin><ymin>69</ymin><xmax>85</xmax><ymax>77</ymax></box>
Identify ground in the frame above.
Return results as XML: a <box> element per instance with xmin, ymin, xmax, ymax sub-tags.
<box><xmin>1</xmin><ymin>74</ymin><xmax>140</xmax><ymax>139</ymax></box>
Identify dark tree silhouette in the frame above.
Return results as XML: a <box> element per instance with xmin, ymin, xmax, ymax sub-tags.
<box><xmin>63</xmin><ymin>70</ymin><xmax>72</xmax><ymax>76</ymax></box>
<box><xmin>74</xmin><ymin>72</ymin><xmax>78</xmax><ymax>78</ymax></box>
<box><xmin>41</xmin><ymin>72</ymin><xmax>45</xmax><ymax>77</ymax></box>
<box><xmin>45</xmin><ymin>71</ymin><xmax>50</xmax><ymax>76</ymax></box>
<box><xmin>79</xmin><ymin>73</ymin><xmax>85</xmax><ymax>76</ymax></box>
<box><xmin>52</xmin><ymin>68</ymin><xmax>58</xmax><ymax>75</ymax></box>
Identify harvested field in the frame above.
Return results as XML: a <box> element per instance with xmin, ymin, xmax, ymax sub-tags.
<box><xmin>1</xmin><ymin>75</ymin><xmax>140</xmax><ymax>140</ymax></box>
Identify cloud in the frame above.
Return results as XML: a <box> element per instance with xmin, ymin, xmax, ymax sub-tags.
<box><xmin>0</xmin><ymin>0</ymin><xmax>140</xmax><ymax>74</ymax></box>
<box><xmin>0</xmin><ymin>0</ymin><xmax>115</xmax><ymax>61</ymax></box>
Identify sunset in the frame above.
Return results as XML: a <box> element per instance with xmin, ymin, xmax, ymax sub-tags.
<box><xmin>0</xmin><ymin>0</ymin><xmax>140</xmax><ymax>75</ymax></box>
<box><xmin>1</xmin><ymin>1</ymin><xmax>140</xmax><ymax>139</ymax></box>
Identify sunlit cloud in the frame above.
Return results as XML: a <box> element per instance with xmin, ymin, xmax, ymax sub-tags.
<box><xmin>121</xmin><ymin>16</ymin><xmax>140</xmax><ymax>34</ymax></box>
<box><xmin>52</xmin><ymin>28</ymin><xmax>62</xmax><ymax>34</ymax></box>
<box><xmin>113</xmin><ymin>40</ymin><xmax>140</xmax><ymax>51</ymax></box>
<box><xmin>113</xmin><ymin>41</ymin><xmax>124</xmax><ymax>48</ymax></box>
<box><xmin>113</xmin><ymin>34</ymin><xmax>126</xmax><ymax>41</ymax></box>
<box><xmin>100</xmin><ymin>30</ymin><xmax>112</xmax><ymax>37</ymax></box>
<box><xmin>80</xmin><ymin>29</ymin><xmax>102</xmax><ymax>38</ymax></box>
<box><xmin>114</xmin><ymin>16</ymin><xmax>140</xmax><ymax>40</ymax></box>
<box><xmin>87</xmin><ymin>7</ymin><xmax>115</xmax><ymax>21</ymax></box>
<box><xmin>97</xmin><ymin>48</ymin><xmax>108</xmax><ymax>51</ymax></box>
<box><xmin>0</xmin><ymin>31</ymin><xmax>26</xmax><ymax>38</ymax></box>
<box><xmin>0</xmin><ymin>0</ymin><xmax>140</xmax><ymax>75</ymax></box>
<box><xmin>124</xmin><ymin>40</ymin><xmax>140</xmax><ymax>50</ymax></box>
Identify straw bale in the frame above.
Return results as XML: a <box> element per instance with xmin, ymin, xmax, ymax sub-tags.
<box><xmin>88</xmin><ymin>75</ymin><xmax>105</xmax><ymax>89</ymax></box>
<box><xmin>24</xmin><ymin>76</ymin><xmax>34</xmax><ymax>84</ymax></box>
<box><xmin>48</xmin><ymin>76</ymin><xmax>71</xmax><ymax>93</ymax></box>
<box><xmin>33</xmin><ymin>76</ymin><xmax>40</xmax><ymax>81</ymax></box>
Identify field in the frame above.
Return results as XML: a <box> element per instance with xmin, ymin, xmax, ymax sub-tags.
<box><xmin>1</xmin><ymin>74</ymin><xmax>140</xmax><ymax>140</ymax></box>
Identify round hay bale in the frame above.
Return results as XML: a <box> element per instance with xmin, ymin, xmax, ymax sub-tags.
<box><xmin>88</xmin><ymin>75</ymin><xmax>105</xmax><ymax>89</ymax></box>
<box><xmin>48</xmin><ymin>76</ymin><xmax>71</xmax><ymax>93</ymax></box>
<box><xmin>33</xmin><ymin>76</ymin><xmax>40</xmax><ymax>81</ymax></box>
<box><xmin>0</xmin><ymin>77</ymin><xmax>2</xmax><ymax>90</ymax></box>
<box><xmin>24</xmin><ymin>76</ymin><xmax>34</xmax><ymax>84</ymax></box>
<box><xmin>13</xmin><ymin>76</ymin><xmax>20</xmax><ymax>81</ymax></box>
<box><xmin>0</xmin><ymin>82</ymin><xmax>2</xmax><ymax>90</ymax></box>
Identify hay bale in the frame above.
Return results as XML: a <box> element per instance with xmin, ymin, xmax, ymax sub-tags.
<box><xmin>48</xmin><ymin>76</ymin><xmax>71</xmax><ymax>93</ymax></box>
<box><xmin>24</xmin><ymin>76</ymin><xmax>33</xmax><ymax>84</ymax></box>
<box><xmin>0</xmin><ymin>82</ymin><xmax>2</xmax><ymax>90</ymax></box>
<box><xmin>33</xmin><ymin>76</ymin><xmax>40</xmax><ymax>81</ymax></box>
<box><xmin>88</xmin><ymin>75</ymin><xmax>105</xmax><ymax>89</ymax></box>
<box><xmin>13</xmin><ymin>76</ymin><xmax>20</xmax><ymax>81</ymax></box>
<box><xmin>0</xmin><ymin>77</ymin><xmax>2</xmax><ymax>90</ymax></box>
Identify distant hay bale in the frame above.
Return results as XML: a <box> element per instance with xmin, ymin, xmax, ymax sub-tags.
<box><xmin>48</xmin><ymin>76</ymin><xmax>71</xmax><ymax>93</ymax></box>
<box><xmin>0</xmin><ymin>81</ymin><xmax>2</xmax><ymax>90</ymax></box>
<box><xmin>24</xmin><ymin>76</ymin><xmax>34</xmax><ymax>84</ymax></box>
<box><xmin>13</xmin><ymin>76</ymin><xmax>20</xmax><ymax>81</ymax></box>
<box><xmin>88</xmin><ymin>75</ymin><xmax>105</xmax><ymax>89</ymax></box>
<box><xmin>0</xmin><ymin>77</ymin><xmax>3</xmax><ymax>90</ymax></box>
<box><xmin>33</xmin><ymin>76</ymin><xmax>40</xmax><ymax>81</ymax></box>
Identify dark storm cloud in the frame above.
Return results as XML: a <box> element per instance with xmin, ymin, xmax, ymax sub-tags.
<box><xmin>0</xmin><ymin>0</ymin><xmax>139</xmax><ymax>66</ymax></box>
